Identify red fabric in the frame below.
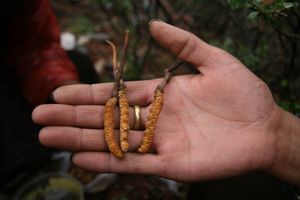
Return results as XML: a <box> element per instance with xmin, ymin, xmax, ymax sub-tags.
<box><xmin>4</xmin><ymin>0</ymin><xmax>79</xmax><ymax>106</ymax></box>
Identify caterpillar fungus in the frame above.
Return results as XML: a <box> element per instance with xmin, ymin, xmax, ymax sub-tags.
<box><xmin>119</xmin><ymin>84</ymin><xmax>130</xmax><ymax>152</ymax></box>
<box><xmin>104</xmin><ymin>96</ymin><xmax>124</xmax><ymax>159</ymax></box>
<box><xmin>137</xmin><ymin>88</ymin><xmax>163</xmax><ymax>153</ymax></box>
<box><xmin>118</xmin><ymin>31</ymin><xmax>130</xmax><ymax>152</ymax></box>
<box><xmin>103</xmin><ymin>31</ymin><xmax>130</xmax><ymax>159</ymax></box>
<box><xmin>138</xmin><ymin>59</ymin><xmax>184</xmax><ymax>153</ymax></box>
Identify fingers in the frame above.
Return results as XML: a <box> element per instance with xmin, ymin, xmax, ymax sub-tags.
<box><xmin>72</xmin><ymin>152</ymin><xmax>163</xmax><ymax>175</ymax></box>
<box><xmin>32</xmin><ymin>104</ymin><xmax>148</xmax><ymax>129</ymax></box>
<box><xmin>52</xmin><ymin>79</ymin><xmax>161</xmax><ymax>105</ymax></box>
<box><xmin>39</xmin><ymin>126</ymin><xmax>144</xmax><ymax>152</ymax></box>
<box><xmin>149</xmin><ymin>20</ymin><xmax>235</xmax><ymax>70</ymax></box>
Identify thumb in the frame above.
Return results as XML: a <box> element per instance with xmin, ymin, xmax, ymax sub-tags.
<box><xmin>149</xmin><ymin>20</ymin><xmax>235</xmax><ymax>70</ymax></box>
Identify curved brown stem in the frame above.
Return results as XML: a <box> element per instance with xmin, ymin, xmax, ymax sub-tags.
<box><xmin>157</xmin><ymin>59</ymin><xmax>184</xmax><ymax>91</ymax></box>
<box><xmin>105</xmin><ymin>40</ymin><xmax>118</xmax><ymax>77</ymax></box>
<box><xmin>105</xmin><ymin>40</ymin><xmax>119</xmax><ymax>98</ymax></box>
<box><xmin>118</xmin><ymin>30</ymin><xmax>130</xmax><ymax>86</ymax></box>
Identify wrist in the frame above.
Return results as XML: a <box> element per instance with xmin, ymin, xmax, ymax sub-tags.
<box><xmin>268</xmin><ymin>107</ymin><xmax>300</xmax><ymax>186</ymax></box>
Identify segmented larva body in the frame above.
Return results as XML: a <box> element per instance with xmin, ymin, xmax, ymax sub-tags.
<box><xmin>138</xmin><ymin>89</ymin><xmax>164</xmax><ymax>153</ymax></box>
<box><xmin>104</xmin><ymin>97</ymin><xmax>124</xmax><ymax>159</ymax></box>
<box><xmin>119</xmin><ymin>87</ymin><xmax>130</xmax><ymax>152</ymax></box>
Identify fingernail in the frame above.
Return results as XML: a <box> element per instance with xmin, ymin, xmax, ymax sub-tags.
<box><xmin>148</xmin><ymin>19</ymin><xmax>163</xmax><ymax>30</ymax></box>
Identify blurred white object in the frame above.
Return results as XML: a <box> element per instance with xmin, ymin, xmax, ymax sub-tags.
<box><xmin>94</xmin><ymin>58</ymin><xmax>106</xmax><ymax>74</ymax></box>
<box><xmin>77</xmin><ymin>33</ymin><xmax>109</xmax><ymax>45</ymax></box>
<box><xmin>61</xmin><ymin>32</ymin><xmax>76</xmax><ymax>50</ymax></box>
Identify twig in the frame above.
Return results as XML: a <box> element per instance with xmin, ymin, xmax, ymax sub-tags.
<box><xmin>118</xmin><ymin>30</ymin><xmax>130</xmax><ymax>88</ymax></box>
<box><xmin>158</xmin><ymin>0</ymin><xmax>180</xmax><ymax>24</ymax></box>
<box><xmin>274</xmin><ymin>27</ymin><xmax>300</xmax><ymax>40</ymax></box>
<box><xmin>157</xmin><ymin>59</ymin><xmax>184</xmax><ymax>91</ymax></box>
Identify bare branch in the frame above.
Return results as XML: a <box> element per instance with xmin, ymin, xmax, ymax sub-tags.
<box><xmin>117</xmin><ymin>30</ymin><xmax>130</xmax><ymax>86</ymax></box>
<box><xmin>157</xmin><ymin>59</ymin><xmax>184</xmax><ymax>91</ymax></box>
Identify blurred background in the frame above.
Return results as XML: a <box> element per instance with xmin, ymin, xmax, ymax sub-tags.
<box><xmin>54</xmin><ymin>0</ymin><xmax>300</xmax><ymax>114</ymax></box>
<box><xmin>2</xmin><ymin>0</ymin><xmax>300</xmax><ymax>199</ymax></box>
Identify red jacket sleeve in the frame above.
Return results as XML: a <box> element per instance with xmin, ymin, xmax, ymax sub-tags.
<box><xmin>5</xmin><ymin>0</ymin><xmax>79</xmax><ymax>106</ymax></box>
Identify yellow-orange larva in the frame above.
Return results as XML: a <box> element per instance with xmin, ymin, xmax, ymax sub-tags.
<box><xmin>119</xmin><ymin>86</ymin><xmax>129</xmax><ymax>152</ymax></box>
<box><xmin>104</xmin><ymin>96</ymin><xmax>124</xmax><ymax>159</ymax></box>
<box><xmin>138</xmin><ymin>89</ymin><xmax>164</xmax><ymax>153</ymax></box>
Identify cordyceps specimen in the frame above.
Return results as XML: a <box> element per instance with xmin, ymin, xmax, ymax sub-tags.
<box><xmin>138</xmin><ymin>59</ymin><xmax>184</xmax><ymax>153</ymax></box>
<box><xmin>104</xmin><ymin>31</ymin><xmax>130</xmax><ymax>159</ymax></box>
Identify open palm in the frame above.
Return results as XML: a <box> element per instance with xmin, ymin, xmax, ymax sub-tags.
<box><xmin>33</xmin><ymin>21</ymin><xmax>281</xmax><ymax>182</ymax></box>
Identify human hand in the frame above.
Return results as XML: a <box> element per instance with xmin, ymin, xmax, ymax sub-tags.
<box><xmin>32</xmin><ymin>20</ymin><xmax>283</xmax><ymax>182</ymax></box>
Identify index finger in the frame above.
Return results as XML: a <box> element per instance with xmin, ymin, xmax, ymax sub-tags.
<box><xmin>53</xmin><ymin>79</ymin><xmax>161</xmax><ymax>106</ymax></box>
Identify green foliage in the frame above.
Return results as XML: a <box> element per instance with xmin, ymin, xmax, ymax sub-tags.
<box><xmin>93</xmin><ymin>0</ymin><xmax>133</xmax><ymax>15</ymax></box>
<box><xmin>226</xmin><ymin>0</ymin><xmax>300</xmax><ymax>113</ymax></box>
<box><xmin>227</xmin><ymin>0</ymin><xmax>252</xmax><ymax>9</ymax></box>
<box><xmin>22</xmin><ymin>177</ymin><xmax>83</xmax><ymax>200</ymax></box>
<box><xmin>280</xmin><ymin>79</ymin><xmax>289</xmax><ymax>88</ymax></box>
<box><xmin>210</xmin><ymin>37</ymin><xmax>268</xmax><ymax>71</ymax></box>
<box><xmin>228</xmin><ymin>0</ymin><xmax>297</xmax><ymax>26</ymax></box>
<box><xmin>280</xmin><ymin>102</ymin><xmax>300</xmax><ymax>113</ymax></box>
<box><xmin>124</xmin><ymin>53</ymin><xmax>142</xmax><ymax>80</ymax></box>
<box><xmin>68</xmin><ymin>16</ymin><xmax>95</xmax><ymax>35</ymax></box>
